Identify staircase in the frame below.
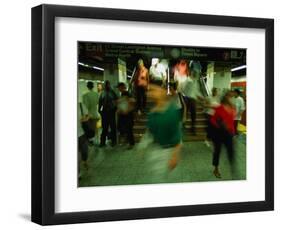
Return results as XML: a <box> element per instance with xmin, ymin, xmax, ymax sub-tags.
<box><xmin>183</xmin><ymin>104</ymin><xmax>207</xmax><ymax>142</ymax></box>
<box><xmin>132</xmin><ymin>99</ymin><xmax>207</xmax><ymax>142</ymax></box>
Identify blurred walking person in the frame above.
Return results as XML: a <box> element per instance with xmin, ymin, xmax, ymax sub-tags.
<box><xmin>98</xmin><ymin>80</ymin><xmax>118</xmax><ymax>147</ymax></box>
<box><xmin>210</xmin><ymin>91</ymin><xmax>236</xmax><ymax>178</ymax></box>
<box><xmin>183</xmin><ymin>60</ymin><xmax>204</xmax><ymax>135</ymax></box>
<box><xmin>144</xmin><ymin>84</ymin><xmax>183</xmax><ymax>182</ymax></box>
<box><xmin>82</xmin><ymin>81</ymin><xmax>99</xmax><ymax>145</ymax></box>
<box><xmin>96</xmin><ymin>82</ymin><xmax>103</xmax><ymax>141</ymax></box>
<box><xmin>149</xmin><ymin>58</ymin><xmax>167</xmax><ymax>86</ymax></box>
<box><xmin>78</xmin><ymin>102</ymin><xmax>95</xmax><ymax>179</ymax></box>
<box><xmin>182</xmin><ymin>75</ymin><xmax>198</xmax><ymax>134</ymax></box>
<box><xmin>174</xmin><ymin>59</ymin><xmax>200</xmax><ymax>135</ymax></box>
<box><xmin>203</xmin><ymin>87</ymin><xmax>220</xmax><ymax>147</ymax></box>
<box><xmin>169</xmin><ymin>81</ymin><xmax>187</xmax><ymax>123</ymax></box>
<box><xmin>233</xmin><ymin>89</ymin><xmax>245</xmax><ymax>135</ymax></box>
<box><xmin>131</xmin><ymin>59</ymin><xmax>149</xmax><ymax>115</ymax></box>
<box><xmin>116</xmin><ymin>82</ymin><xmax>135</xmax><ymax>148</ymax></box>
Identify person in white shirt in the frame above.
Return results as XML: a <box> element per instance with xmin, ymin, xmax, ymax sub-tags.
<box><xmin>174</xmin><ymin>59</ymin><xmax>199</xmax><ymax>135</ymax></box>
<box><xmin>182</xmin><ymin>75</ymin><xmax>200</xmax><ymax>134</ymax></box>
<box><xmin>149</xmin><ymin>58</ymin><xmax>167</xmax><ymax>86</ymax></box>
<box><xmin>83</xmin><ymin>81</ymin><xmax>100</xmax><ymax>120</ymax></box>
<box><xmin>82</xmin><ymin>81</ymin><xmax>100</xmax><ymax>144</ymax></box>
<box><xmin>233</xmin><ymin>89</ymin><xmax>245</xmax><ymax>135</ymax></box>
<box><xmin>183</xmin><ymin>79</ymin><xmax>203</xmax><ymax>134</ymax></box>
<box><xmin>169</xmin><ymin>81</ymin><xmax>187</xmax><ymax>123</ymax></box>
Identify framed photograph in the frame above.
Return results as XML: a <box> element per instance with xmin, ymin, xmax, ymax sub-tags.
<box><xmin>31</xmin><ymin>4</ymin><xmax>274</xmax><ymax>225</ymax></box>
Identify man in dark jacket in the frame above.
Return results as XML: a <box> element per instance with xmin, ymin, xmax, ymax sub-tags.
<box><xmin>98</xmin><ymin>80</ymin><xmax>118</xmax><ymax>147</ymax></box>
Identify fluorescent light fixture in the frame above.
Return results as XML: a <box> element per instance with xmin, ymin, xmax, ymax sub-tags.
<box><xmin>127</xmin><ymin>75</ymin><xmax>132</xmax><ymax>78</ymax></box>
<box><xmin>231</xmin><ymin>65</ymin><xmax>246</xmax><ymax>72</ymax></box>
<box><xmin>231</xmin><ymin>78</ymin><xmax>246</xmax><ymax>83</ymax></box>
<box><xmin>78</xmin><ymin>62</ymin><xmax>90</xmax><ymax>67</ymax></box>
<box><xmin>78</xmin><ymin>62</ymin><xmax>104</xmax><ymax>71</ymax></box>
<box><xmin>93</xmin><ymin>66</ymin><xmax>104</xmax><ymax>71</ymax></box>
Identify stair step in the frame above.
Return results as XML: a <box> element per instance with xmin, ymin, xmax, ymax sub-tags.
<box><xmin>184</xmin><ymin>124</ymin><xmax>207</xmax><ymax>128</ymax></box>
<box><xmin>134</xmin><ymin>121</ymin><xmax>208</xmax><ymax>127</ymax></box>
<box><xmin>134</xmin><ymin>118</ymin><xmax>147</xmax><ymax>124</ymax></box>
<box><xmin>185</xmin><ymin>120</ymin><xmax>207</xmax><ymax>126</ymax></box>
<box><xmin>133</xmin><ymin>125</ymin><xmax>147</xmax><ymax>131</ymax></box>
<box><xmin>133</xmin><ymin>124</ymin><xmax>208</xmax><ymax>133</ymax></box>
<box><xmin>132</xmin><ymin>134</ymin><xmax>206</xmax><ymax>142</ymax></box>
<box><xmin>130</xmin><ymin>102</ymin><xmax>209</xmax><ymax>142</ymax></box>
<box><xmin>183</xmin><ymin>126</ymin><xmax>207</xmax><ymax>133</ymax></box>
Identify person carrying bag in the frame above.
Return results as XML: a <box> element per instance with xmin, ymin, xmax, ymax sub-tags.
<box><xmin>79</xmin><ymin>102</ymin><xmax>95</xmax><ymax>139</ymax></box>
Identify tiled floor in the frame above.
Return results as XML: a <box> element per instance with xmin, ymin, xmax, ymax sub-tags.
<box><xmin>79</xmin><ymin>135</ymin><xmax>246</xmax><ymax>187</ymax></box>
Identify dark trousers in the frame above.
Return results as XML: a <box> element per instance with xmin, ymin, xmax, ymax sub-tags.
<box><xmin>78</xmin><ymin>134</ymin><xmax>88</xmax><ymax>161</ymax></box>
<box><xmin>125</xmin><ymin>128</ymin><xmax>135</xmax><ymax>146</ymax></box>
<box><xmin>234</xmin><ymin>120</ymin><xmax>239</xmax><ymax>135</ymax></box>
<box><xmin>212</xmin><ymin>130</ymin><xmax>234</xmax><ymax>167</ymax></box>
<box><xmin>136</xmin><ymin>86</ymin><xmax>146</xmax><ymax>112</ymax></box>
<box><xmin>100</xmin><ymin>111</ymin><xmax>117</xmax><ymax>145</ymax></box>
<box><xmin>184</xmin><ymin>97</ymin><xmax>197</xmax><ymax>132</ymax></box>
<box><xmin>118</xmin><ymin>114</ymin><xmax>135</xmax><ymax>146</ymax></box>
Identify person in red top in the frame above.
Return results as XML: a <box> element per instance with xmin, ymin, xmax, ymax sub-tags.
<box><xmin>210</xmin><ymin>90</ymin><xmax>236</xmax><ymax>178</ymax></box>
<box><xmin>131</xmin><ymin>59</ymin><xmax>149</xmax><ymax>115</ymax></box>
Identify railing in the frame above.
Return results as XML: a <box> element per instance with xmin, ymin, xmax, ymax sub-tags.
<box><xmin>199</xmin><ymin>75</ymin><xmax>211</xmax><ymax>97</ymax></box>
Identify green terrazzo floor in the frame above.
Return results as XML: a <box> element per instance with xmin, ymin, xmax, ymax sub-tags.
<box><xmin>78</xmin><ymin>135</ymin><xmax>246</xmax><ymax>187</ymax></box>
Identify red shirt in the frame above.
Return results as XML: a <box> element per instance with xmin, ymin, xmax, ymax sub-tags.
<box><xmin>210</xmin><ymin>105</ymin><xmax>236</xmax><ymax>135</ymax></box>
<box><xmin>134</xmin><ymin>67</ymin><xmax>149</xmax><ymax>87</ymax></box>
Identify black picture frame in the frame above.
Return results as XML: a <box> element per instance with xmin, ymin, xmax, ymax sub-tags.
<box><xmin>31</xmin><ymin>4</ymin><xmax>274</xmax><ymax>225</ymax></box>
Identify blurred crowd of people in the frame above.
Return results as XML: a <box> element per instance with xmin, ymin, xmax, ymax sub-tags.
<box><xmin>78</xmin><ymin>58</ymin><xmax>245</xmax><ymax>180</ymax></box>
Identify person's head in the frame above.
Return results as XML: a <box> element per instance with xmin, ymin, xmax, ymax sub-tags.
<box><xmin>212</xmin><ymin>87</ymin><xmax>218</xmax><ymax>97</ymax></box>
<box><xmin>97</xmin><ymin>83</ymin><xmax>103</xmax><ymax>92</ymax></box>
<box><xmin>104</xmin><ymin>80</ymin><xmax>111</xmax><ymax>91</ymax></box>
<box><xmin>234</xmin><ymin>89</ymin><xmax>241</xmax><ymax>98</ymax></box>
<box><xmin>137</xmin><ymin>59</ymin><xmax>144</xmax><ymax>68</ymax></box>
<box><xmin>151</xmin><ymin>58</ymin><xmax>159</xmax><ymax>67</ymax></box>
<box><xmin>176</xmin><ymin>59</ymin><xmax>189</xmax><ymax>76</ymax></box>
<box><xmin>87</xmin><ymin>81</ymin><xmax>94</xmax><ymax>90</ymax></box>
<box><xmin>221</xmin><ymin>90</ymin><xmax>234</xmax><ymax>106</ymax></box>
<box><xmin>117</xmin><ymin>82</ymin><xmax>126</xmax><ymax>93</ymax></box>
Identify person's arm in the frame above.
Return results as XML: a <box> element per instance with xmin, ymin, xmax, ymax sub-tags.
<box><xmin>146</xmin><ymin>68</ymin><xmax>149</xmax><ymax>85</ymax></box>
<box><xmin>79</xmin><ymin>103</ymin><xmax>90</xmax><ymax>122</ymax></box>
<box><xmin>149</xmin><ymin>66</ymin><xmax>154</xmax><ymax>80</ymax></box>
<box><xmin>113</xmin><ymin>90</ymin><xmax>118</xmax><ymax>100</ymax></box>
<box><xmin>112</xmin><ymin>90</ymin><xmax>118</xmax><ymax>109</ymax></box>
<box><xmin>98</xmin><ymin>93</ymin><xmax>103</xmax><ymax>114</ymax></box>
<box><xmin>128</xmin><ymin>93</ymin><xmax>136</xmax><ymax>108</ymax></box>
<box><xmin>82</xmin><ymin>94</ymin><xmax>87</xmax><ymax>109</ymax></box>
<box><xmin>130</xmin><ymin>68</ymin><xmax>138</xmax><ymax>84</ymax></box>
<box><xmin>168</xmin><ymin>143</ymin><xmax>182</xmax><ymax>170</ymax></box>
